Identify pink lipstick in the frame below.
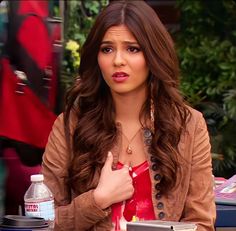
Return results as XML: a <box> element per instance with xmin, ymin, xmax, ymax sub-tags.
<box><xmin>112</xmin><ymin>72</ymin><xmax>129</xmax><ymax>83</ymax></box>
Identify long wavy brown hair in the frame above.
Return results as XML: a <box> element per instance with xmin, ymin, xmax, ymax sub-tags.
<box><xmin>64</xmin><ymin>0</ymin><xmax>191</xmax><ymax>195</ymax></box>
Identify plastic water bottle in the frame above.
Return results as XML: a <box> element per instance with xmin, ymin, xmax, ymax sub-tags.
<box><xmin>24</xmin><ymin>174</ymin><xmax>55</xmax><ymax>228</ymax></box>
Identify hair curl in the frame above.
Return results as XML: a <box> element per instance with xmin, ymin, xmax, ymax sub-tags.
<box><xmin>64</xmin><ymin>0</ymin><xmax>191</xmax><ymax>195</ymax></box>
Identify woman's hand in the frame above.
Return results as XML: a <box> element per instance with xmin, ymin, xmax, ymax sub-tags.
<box><xmin>93</xmin><ymin>152</ymin><xmax>134</xmax><ymax>209</ymax></box>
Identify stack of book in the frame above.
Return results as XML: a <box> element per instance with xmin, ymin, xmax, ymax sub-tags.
<box><xmin>127</xmin><ymin>220</ymin><xmax>197</xmax><ymax>231</ymax></box>
<box><xmin>214</xmin><ymin>174</ymin><xmax>236</xmax><ymax>229</ymax></box>
<box><xmin>214</xmin><ymin>174</ymin><xmax>236</xmax><ymax>206</ymax></box>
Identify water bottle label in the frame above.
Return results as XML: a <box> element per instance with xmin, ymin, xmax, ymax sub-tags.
<box><xmin>25</xmin><ymin>200</ymin><xmax>55</xmax><ymax>220</ymax></box>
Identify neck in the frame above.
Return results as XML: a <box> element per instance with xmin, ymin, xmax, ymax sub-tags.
<box><xmin>112</xmin><ymin>90</ymin><xmax>147</xmax><ymax>125</ymax></box>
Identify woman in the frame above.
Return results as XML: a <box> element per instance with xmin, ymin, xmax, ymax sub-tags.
<box><xmin>42</xmin><ymin>1</ymin><xmax>216</xmax><ymax>230</ymax></box>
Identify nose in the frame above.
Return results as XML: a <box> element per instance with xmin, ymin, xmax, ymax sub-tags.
<box><xmin>113</xmin><ymin>50</ymin><xmax>126</xmax><ymax>66</ymax></box>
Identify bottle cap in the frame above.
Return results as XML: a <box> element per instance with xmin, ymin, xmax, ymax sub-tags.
<box><xmin>30</xmin><ymin>174</ymin><xmax>44</xmax><ymax>182</ymax></box>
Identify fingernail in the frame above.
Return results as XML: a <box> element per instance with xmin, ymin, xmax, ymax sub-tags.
<box><xmin>108</xmin><ymin>151</ymin><xmax>112</xmax><ymax>157</ymax></box>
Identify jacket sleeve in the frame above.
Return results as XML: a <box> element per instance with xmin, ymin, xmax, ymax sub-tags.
<box><xmin>180</xmin><ymin>112</ymin><xmax>216</xmax><ymax>231</ymax></box>
<box><xmin>42</xmin><ymin>114</ymin><xmax>110</xmax><ymax>231</ymax></box>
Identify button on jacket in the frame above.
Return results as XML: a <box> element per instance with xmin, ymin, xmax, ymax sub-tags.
<box><xmin>42</xmin><ymin>107</ymin><xmax>216</xmax><ymax>231</ymax></box>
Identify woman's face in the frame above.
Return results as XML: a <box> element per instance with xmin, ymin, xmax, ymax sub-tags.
<box><xmin>98</xmin><ymin>25</ymin><xmax>149</xmax><ymax>96</ymax></box>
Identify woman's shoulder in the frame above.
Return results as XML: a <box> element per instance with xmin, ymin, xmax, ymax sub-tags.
<box><xmin>185</xmin><ymin>105</ymin><xmax>207</xmax><ymax>131</ymax></box>
<box><xmin>53</xmin><ymin>110</ymin><xmax>78</xmax><ymax>131</ymax></box>
<box><xmin>187</xmin><ymin>105</ymin><xmax>203</xmax><ymax>119</ymax></box>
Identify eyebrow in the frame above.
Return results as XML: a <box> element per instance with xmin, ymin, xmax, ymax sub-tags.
<box><xmin>100</xmin><ymin>40</ymin><xmax>139</xmax><ymax>45</ymax></box>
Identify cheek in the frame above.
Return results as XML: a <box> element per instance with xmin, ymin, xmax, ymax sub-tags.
<box><xmin>98</xmin><ymin>57</ymin><xmax>111</xmax><ymax>84</ymax></box>
<box><xmin>131</xmin><ymin>55</ymin><xmax>146</xmax><ymax>67</ymax></box>
<box><xmin>134</xmin><ymin>59</ymin><xmax>149</xmax><ymax>74</ymax></box>
<box><xmin>97</xmin><ymin>55</ymin><xmax>103</xmax><ymax>71</ymax></box>
<box><xmin>98</xmin><ymin>55</ymin><xmax>109</xmax><ymax>73</ymax></box>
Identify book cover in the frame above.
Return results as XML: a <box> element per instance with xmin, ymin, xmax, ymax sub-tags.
<box><xmin>216</xmin><ymin>204</ymin><xmax>236</xmax><ymax>227</ymax></box>
<box><xmin>214</xmin><ymin>177</ymin><xmax>226</xmax><ymax>188</ymax></box>
<box><xmin>214</xmin><ymin>174</ymin><xmax>236</xmax><ymax>205</ymax></box>
<box><xmin>127</xmin><ymin>220</ymin><xmax>197</xmax><ymax>231</ymax></box>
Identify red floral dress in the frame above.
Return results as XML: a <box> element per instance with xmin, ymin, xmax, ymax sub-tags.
<box><xmin>112</xmin><ymin>161</ymin><xmax>155</xmax><ymax>229</ymax></box>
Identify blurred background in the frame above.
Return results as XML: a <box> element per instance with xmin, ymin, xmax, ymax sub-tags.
<box><xmin>0</xmin><ymin>0</ymin><xmax>236</xmax><ymax>217</ymax></box>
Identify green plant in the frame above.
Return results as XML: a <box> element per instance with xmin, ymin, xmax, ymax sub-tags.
<box><xmin>61</xmin><ymin>1</ymin><xmax>108</xmax><ymax>90</ymax></box>
<box><xmin>175</xmin><ymin>0</ymin><xmax>236</xmax><ymax>177</ymax></box>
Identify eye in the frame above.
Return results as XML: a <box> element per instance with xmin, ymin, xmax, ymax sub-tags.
<box><xmin>127</xmin><ymin>46</ymin><xmax>141</xmax><ymax>53</ymax></box>
<box><xmin>100</xmin><ymin>47</ymin><xmax>113</xmax><ymax>53</ymax></box>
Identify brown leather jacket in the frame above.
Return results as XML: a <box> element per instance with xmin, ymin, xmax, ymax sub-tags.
<box><xmin>42</xmin><ymin>107</ymin><xmax>216</xmax><ymax>231</ymax></box>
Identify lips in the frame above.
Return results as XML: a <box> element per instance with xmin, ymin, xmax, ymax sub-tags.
<box><xmin>112</xmin><ymin>72</ymin><xmax>129</xmax><ymax>83</ymax></box>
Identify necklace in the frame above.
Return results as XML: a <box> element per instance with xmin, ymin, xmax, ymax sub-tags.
<box><xmin>122</xmin><ymin>127</ymin><xmax>141</xmax><ymax>155</ymax></box>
